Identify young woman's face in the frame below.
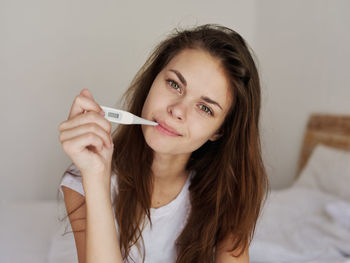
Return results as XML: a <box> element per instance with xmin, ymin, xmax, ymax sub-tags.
<box><xmin>141</xmin><ymin>48</ymin><xmax>232</xmax><ymax>155</ymax></box>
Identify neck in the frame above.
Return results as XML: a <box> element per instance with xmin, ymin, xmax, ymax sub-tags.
<box><xmin>151</xmin><ymin>152</ymin><xmax>191</xmax><ymax>185</ymax></box>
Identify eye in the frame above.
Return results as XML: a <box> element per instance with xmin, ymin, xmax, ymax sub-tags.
<box><xmin>166</xmin><ymin>79</ymin><xmax>182</xmax><ymax>93</ymax></box>
<box><xmin>199</xmin><ymin>104</ymin><xmax>213</xmax><ymax>116</ymax></box>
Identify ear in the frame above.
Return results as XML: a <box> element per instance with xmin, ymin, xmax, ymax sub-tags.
<box><xmin>209</xmin><ymin>130</ymin><xmax>223</xmax><ymax>142</ymax></box>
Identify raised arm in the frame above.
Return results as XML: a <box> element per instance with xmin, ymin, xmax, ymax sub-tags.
<box><xmin>83</xmin><ymin>176</ymin><xmax>123</xmax><ymax>263</ymax></box>
<box><xmin>58</xmin><ymin>88</ymin><xmax>123</xmax><ymax>262</ymax></box>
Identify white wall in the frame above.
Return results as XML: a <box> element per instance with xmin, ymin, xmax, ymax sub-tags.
<box><xmin>255</xmin><ymin>0</ymin><xmax>350</xmax><ymax>189</ymax></box>
<box><xmin>1</xmin><ymin>0</ymin><xmax>257</xmax><ymax>201</ymax></box>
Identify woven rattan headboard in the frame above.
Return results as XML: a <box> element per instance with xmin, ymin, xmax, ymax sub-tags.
<box><xmin>296</xmin><ymin>113</ymin><xmax>350</xmax><ymax>179</ymax></box>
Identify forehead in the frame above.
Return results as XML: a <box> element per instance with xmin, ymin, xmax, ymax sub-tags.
<box><xmin>164</xmin><ymin>49</ymin><xmax>232</xmax><ymax>111</ymax></box>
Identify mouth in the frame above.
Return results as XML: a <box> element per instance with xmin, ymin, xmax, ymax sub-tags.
<box><xmin>153</xmin><ymin>119</ymin><xmax>182</xmax><ymax>137</ymax></box>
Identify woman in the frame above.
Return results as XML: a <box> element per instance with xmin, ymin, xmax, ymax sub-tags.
<box><xmin>58</xmin><ymin>23</ymin><xmax>269</xmax><ymax>263</ymax></box>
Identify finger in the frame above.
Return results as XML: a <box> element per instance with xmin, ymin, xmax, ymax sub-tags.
<box><xmin>61</xmin><ymin>131</ymin><xmax>106</xmax><ymax>156</ymax></box>
<box><xmin>80</xmin><ymin>88</ymin><xmax>94</xmax><ymax>100</ymax></box>
<box><xmin>59</xmin><ymin>123</ymin><xmax>113</xmax><ymax>148</ymax></box>
<box><xmin>68</xmin><ymin>92</ymin><xmax>104</xmax><ymax>119</ymax></box>
<box><xmin>59</xmin><ymin>111</ymin><xmax>112</xmax><ymax>134</ymax></box>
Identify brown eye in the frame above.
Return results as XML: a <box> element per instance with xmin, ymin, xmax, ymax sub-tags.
<box><xmin>199</xmin><ymin>104</ymin><xmax>213</xmax><ymax>116</ymax></box>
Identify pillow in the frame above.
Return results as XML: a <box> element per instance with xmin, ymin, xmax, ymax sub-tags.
<box><xmin>294</xmin><ymin>144</ymin><xmax>350</xmax><ymax>202</ymax></box>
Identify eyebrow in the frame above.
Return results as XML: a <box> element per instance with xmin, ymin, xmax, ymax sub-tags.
<box><xmin>168</xmin><ymin>69</ymin><xmax>223</xmax><ymax>111</ymax></box>
<box><xmin>169</xmin><ymin>69</ymin><xmax>187</xmax><ymax>87</ymax></box>
<box><xmin>200</xmin><ymin>96</ymin><xmax>223</xmax><ymax>111</ymax></box>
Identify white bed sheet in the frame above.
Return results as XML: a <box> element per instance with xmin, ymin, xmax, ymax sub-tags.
<box><xmin>0</xmin><ymin>200</ymin><xmax>60</xmax><ymax>263</ymax></box>
<box><xmin>48</xmin><ymin>215</ymin><xmax>78</xmax><ymax>263</ymax></box>
<box><xmin>249</xmin><ymin>185</ymin><xmax>350</xmax><ymax>263</ymax></box>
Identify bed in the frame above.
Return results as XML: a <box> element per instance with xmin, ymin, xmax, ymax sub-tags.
<box><xmin>249</xmin><ymin>113</ymin><xmax>350</xmax><ymax>262</ymax></box>
<box><xmin>1</xmin><ymin>113</ymin><xmax>349</xmax><ymax>263</ymax></box>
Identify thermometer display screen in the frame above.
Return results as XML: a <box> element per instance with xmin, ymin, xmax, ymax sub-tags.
<box><xmin>108</xmin><ymin>112</ymin><xmax>120</xmax><ymax>119</ymax></box>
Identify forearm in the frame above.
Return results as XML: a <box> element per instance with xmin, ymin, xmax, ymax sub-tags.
<box><xmin>83</xmin><ymin>178</ymin><xmax>123</xmax><ymax>263</ymax></box>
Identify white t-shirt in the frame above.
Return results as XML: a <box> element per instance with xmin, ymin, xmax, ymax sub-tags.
<box><xmin>59</xmin><ymin>163</ymin><xmax>193</xmax><ymax>263</ymax></box>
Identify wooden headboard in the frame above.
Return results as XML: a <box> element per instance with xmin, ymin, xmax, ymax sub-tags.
<box><xmin>296</xmin><ymin>113</ymin><xmax>350</xmax><ymax>179</ymax></box>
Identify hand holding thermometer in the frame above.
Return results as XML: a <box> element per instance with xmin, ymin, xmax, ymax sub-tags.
<box><xmin>100</xmin><ymin>105</ymin><xmax>158</xmax><ymax>126</ymax></box>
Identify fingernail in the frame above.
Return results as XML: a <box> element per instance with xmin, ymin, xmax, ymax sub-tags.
<box><xmin>99</xmin><ymin>110</ymin><xmax>105</xmax><ymax>116</ymax></box>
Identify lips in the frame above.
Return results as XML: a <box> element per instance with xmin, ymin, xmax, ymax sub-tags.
<box><xmin>154</xmin><ymin>119</ymin><xmax>182</xmax><ymax>136</ymax></box>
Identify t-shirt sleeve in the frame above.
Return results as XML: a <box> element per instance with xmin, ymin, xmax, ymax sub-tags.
<box><xmin>59</xmin><ymin>163</ymin><xmax>118</xmax><ymax>203</ymax></box>
<box><xmin>59</xmin><ymin>163</ymin><xmax>85</xmax><ymax>198</ymax></box>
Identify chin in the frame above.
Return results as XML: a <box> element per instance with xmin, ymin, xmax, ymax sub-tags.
<box><xmin>144</xmin><ymin>134</ymin><xmax>172</xmax><ymax>153</ymax></box>
<box><xmin>143</xmin><ymin>133</ymin><xmax>184</xmax><ymax>155</ymax></box>
<box><xmin>141</xmin><ymin>125</ymin><xmax>201</xmax><ymax>154</ymax></box>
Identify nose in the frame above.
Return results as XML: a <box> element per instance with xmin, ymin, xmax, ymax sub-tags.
<box><xmin>167</xmin><ymin>101</ymin><xmax>186</xmax><ymax>121</ymax></box>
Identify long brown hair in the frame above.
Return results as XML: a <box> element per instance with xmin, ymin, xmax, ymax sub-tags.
<box><xmin>59</xmin><ymin>23</ymin><xmax>269</xmax><ymax>263</ymax></box>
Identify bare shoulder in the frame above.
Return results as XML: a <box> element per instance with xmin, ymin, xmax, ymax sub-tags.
<box><xmin>62</xmin><ymin>186</ymin><xmax>87</xmax><ymax>263</ymax></box>
<box><xmin>215</xmin><ymin>234</ymin><xmax>249</xmax><ymax>263</ymax></box>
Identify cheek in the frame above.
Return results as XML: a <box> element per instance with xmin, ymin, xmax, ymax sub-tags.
<box><xmin>141</xmin><ymin>91</ymin><xmax>157</xmax><ymax>118</ymax></box>
<box><xmin>141</xmin><ymin>97</ymin><xmax>150</xmax><ymax>118</ymax></box>
<box><xmin>188</xmin><ymin>119</ymin><xmax>218</xmax><ymax>144</ymax></box>
<box><xmin>141</xmin><ymin>84</ymin><xmax>168</xmax><ymax>118</ymax></box>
